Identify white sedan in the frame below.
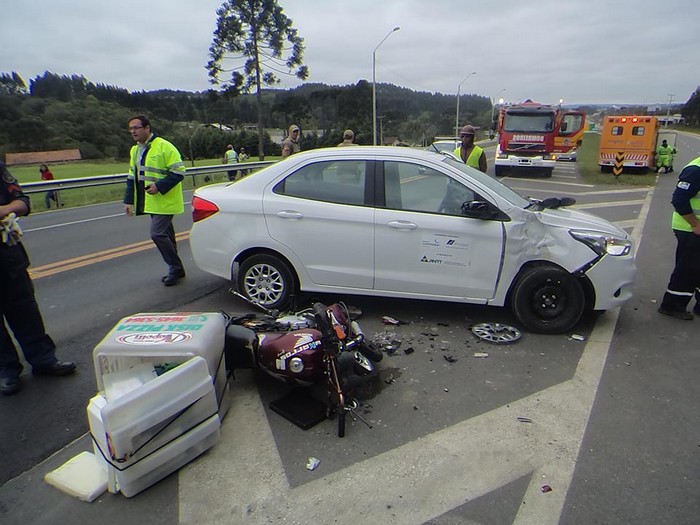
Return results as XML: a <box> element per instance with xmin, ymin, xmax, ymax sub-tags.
<box><xmin>190</xmin><ymin>147</ymin><xmax>636</xmax><ymax>334</ymax></box>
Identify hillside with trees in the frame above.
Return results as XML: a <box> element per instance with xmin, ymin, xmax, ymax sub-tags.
<box><xmin>0</xmin><ymin>71</ymin><xmax>490</xmax><ymax>163</ymax></box>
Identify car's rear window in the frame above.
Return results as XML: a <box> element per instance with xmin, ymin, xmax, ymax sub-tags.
<box><xmin>274</xmin><ymin>160</ymin><xmax>367</xmax><ymax>206</ymax></box>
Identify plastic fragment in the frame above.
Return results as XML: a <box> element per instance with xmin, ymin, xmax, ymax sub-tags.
<box><xmin>473</xmin><ymin>352</ymin><xmax>489</xmax><ymax>358</ymax></box>
<box><xmin>306</xmin><ymin>457</ymin><xmax>320</xmax><ymax>471</ymax></box>
<box><xmin>382</xmin><ymin>316</ymin><xmax>408</xmax><ymax>325</ymax></box>
<box><xmin>570</xmin><ymin>334</ymin><xmax>586</xmax><ymax>341</ymax></box>
<box><xmin>443</xmin><ymin>355</ymin><xmax>457</xmax><ymax>363</ymax></box>
<box><xmin>540</xmin><ymin>484</ymin><xmax>552</xmax><ymax>493</ymax></box>
<box><xmin>517</xmin><ymin>417</ymin><xmax>533</xmax><ymax>423</ymax></box>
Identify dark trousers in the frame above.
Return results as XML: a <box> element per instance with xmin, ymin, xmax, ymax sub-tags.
<box><xmin>661</xmin><ymin>230</ymin><xmax>700</xmax><ymax>311</ymax></box>
<box><xmin>0</xmin><ymin>243</ymin><xmax>57</xmax><ymax>378</ymax></box>
<box><xmin>150</xmin><ymin>214</ymin><xmax>184</xmax><ymax>275</ymax></box>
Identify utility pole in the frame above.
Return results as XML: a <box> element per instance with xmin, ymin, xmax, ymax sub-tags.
<box><xmin>665</xmin><ymin>93</ymin><xmax>675</xmax><ymax>127</ymax></box>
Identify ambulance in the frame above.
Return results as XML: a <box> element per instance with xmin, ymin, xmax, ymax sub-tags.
<box><xmin>598</xmin><ymin>115</ymin><xmax>677</xmax><ymax>173</ymax></box>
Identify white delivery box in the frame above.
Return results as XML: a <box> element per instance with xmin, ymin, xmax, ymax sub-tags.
<box><xmin>88</xmin><ymin>356</ymin><xmax>221</xmax><ymax>497</ymax></box>
<box><xmin>93</xmin><ymin>312</ymin><xmax>230</xmax><ymax>418</ymax></box>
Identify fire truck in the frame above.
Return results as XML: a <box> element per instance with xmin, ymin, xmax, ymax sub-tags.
<box><xmin>494</xmin><ymin>100</ymin><xmax>586</xmax><ymax>177</ymax></box>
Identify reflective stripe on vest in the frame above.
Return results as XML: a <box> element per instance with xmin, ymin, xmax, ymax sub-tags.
<box><xmin>454</xmin><ymin>145</ymin><xmax>484</xmax><ymax>169</ymax></box>
<box><xmin>129</xmin><ymin>137</ymin><xmax>185</xmax><ymax>215</ymax></box>
<box><xmin>671</xmin><ymin>157</ymin><xmax>700</xmax><ymax>232</ymax></box>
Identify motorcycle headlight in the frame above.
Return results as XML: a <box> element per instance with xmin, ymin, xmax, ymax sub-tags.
<box><xmin>570</xmin><ymin>230</ymin><xmax>632</xmax><ymax>256</ymax></box>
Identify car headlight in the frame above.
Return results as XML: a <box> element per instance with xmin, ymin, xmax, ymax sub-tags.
<box><xmin>570</xmin><ymin>230</ymin><xmax>632</xmax><ymax>256</ymax></box>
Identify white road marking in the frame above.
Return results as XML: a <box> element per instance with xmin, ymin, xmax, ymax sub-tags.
<box><xmin>573</xmin><ymin>199</ymin><xmax>646</xmax><ymax>209</ymax></box>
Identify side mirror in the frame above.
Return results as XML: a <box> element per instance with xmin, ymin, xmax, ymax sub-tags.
<box><xmin>560</xmin><ymin>122</ymin><xmax>568</xmax><ymax>133</ymax></box>
<box><xmin>461</xmin><ymin>200</ymin><xmax>509</xmax><ymax>221</ymax></box>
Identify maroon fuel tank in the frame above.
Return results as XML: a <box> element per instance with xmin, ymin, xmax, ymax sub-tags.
<box><xmin>256</xmin><ymin>329</ymin><xmax>325</xmax><ymax>385</ymax></box>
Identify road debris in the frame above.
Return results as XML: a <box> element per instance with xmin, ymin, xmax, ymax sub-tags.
<box><xmin>540</xmin><ymin>484</ymin><xmax>552</xmax><ymax>493</ymax></box>
<box><xmin>382</xmin><ymin>315</ymin><xmax>408</xmax><ymax>325</ymax></box>
<box><xmin>443</xmin><ymin>355</ymin><xmax>458</xmax><ymax>363</ymax></box>
<box><xmin>517</xmin><ymin>416</ymin><xmax>533</xmax><ymax>423</ymax></box>
<box><xmin>306</xmin><ymin>457</ymin><xmax>320</xmax><ymax>471</ymax></box>
<box><xmin>570</xmin><ymin>333</ymin><xmax>586</xmax><ymax>341</ymax></box>
<box><xmin>473</xmin><ymin>352</ymin><xmax>489</xmax><ymax>358</ymax></box>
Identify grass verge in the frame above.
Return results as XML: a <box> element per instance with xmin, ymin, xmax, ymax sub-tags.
<box><xmin>7</xmin><ymin>157</ymin><xmax>277</xmax><ymax>211</ymax></box>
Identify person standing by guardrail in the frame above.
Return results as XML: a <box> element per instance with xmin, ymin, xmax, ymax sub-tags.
<box><xmin>124</xmin><ymin>115</ymin><xmax>186</xmax><ymax>287</ymax></box>
<box><xmin>281</xmin><ymin>124</ymin><xmax>301</xmax><ymax>158</ymax></box>
<box><xmin>39</xmin><ymin>164</ymin><xmax>60</xmax><ymax>208</ymax></box>
<box><xmin>0</xmin><ymin>161</ymin><xmax>76</xmax><ymax>395</ymax></box>
<box><xmin>222</xmin><ymin>144</ymin><xmax>238</xmax><ymax>181</ymax></box>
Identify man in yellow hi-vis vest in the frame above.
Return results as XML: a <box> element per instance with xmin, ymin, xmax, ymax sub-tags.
<box><xmin>124</xmin><ymin>115</ymin><xmax>186</xmax><ymax>286</ymax></box>
<box><xmin>454</xmin><ymin>125</ymin><xmax>487</xmax><ymax>173</ymax></box>
<box><xmin>658</xmin><ymin>156</ymin><xmax>700</xmax><ymax>319</ymax></box>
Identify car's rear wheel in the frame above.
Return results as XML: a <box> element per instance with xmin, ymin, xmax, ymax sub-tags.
<box><xmin>237</xmin><ymin>254</ymin><xmax>295</xmax><ymax>310</ymax></box>
<box><xmin>511</xmin><ymin>265</ymin><xmax>585</xmax><ymax>334</ymax></box>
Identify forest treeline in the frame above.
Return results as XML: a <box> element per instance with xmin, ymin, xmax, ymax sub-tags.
<box><xmin>1</xmin><ymin>71</ymin><xmax>698</xmax><ymax>163</ymax></box>
<box><xmin>0</xmin><ymin>71</ymin><xmax>492</xmax><ymax>162</ymax></box>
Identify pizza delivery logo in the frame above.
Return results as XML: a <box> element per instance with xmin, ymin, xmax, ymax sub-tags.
<box><xmin>116</xmin><ymin>332</ymin><xmax>193</xmax><ymax>345</ymax></box>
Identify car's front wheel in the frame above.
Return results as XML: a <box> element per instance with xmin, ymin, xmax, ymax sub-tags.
<box><xmin>510</xmin><ymin>265</ymin><xmax>585</xmax><ymax>334</ymax></box>
<box><xmin>237</xmin><ymin>254</ymin><xmax>295</xmax><ymax>310</ymax></box>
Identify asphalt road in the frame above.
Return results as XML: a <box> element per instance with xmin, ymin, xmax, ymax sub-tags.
<box><xmin>1</xmin><ymin>137</ymin><xmax>699</xmax><ymax>524</ymax></box>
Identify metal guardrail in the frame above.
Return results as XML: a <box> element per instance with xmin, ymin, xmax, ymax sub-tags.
<box><xmin>20</xmin><ymin>161</ymin><xmax>276</xmax><ymax>194</ymax></box>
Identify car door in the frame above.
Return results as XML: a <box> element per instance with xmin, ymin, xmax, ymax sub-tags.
<box><xmin>263</xmin><ymin>159</ymin><xmax>374</xmax><ymax>288</ymax></box>
<box><xmin>374</xmin><ymin>160</ymin><xmax>504</xmax><ymax>300</ymax></box>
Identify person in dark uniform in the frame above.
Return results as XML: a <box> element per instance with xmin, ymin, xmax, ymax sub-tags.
<box><xmin>658</xmin><ymin>156</ymin><xmax>700</xmax><ymax>320</ymax></box>
<box><xmin>0</xmin><ymin>162</ymin><xmax>76</xmax><ymax>395</ymax></box>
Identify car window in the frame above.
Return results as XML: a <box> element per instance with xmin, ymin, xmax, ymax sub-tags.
<box><xmin>442</xmin><ymin>156</ymin><xmax>530</xmax><ymax>208</ymax></box>
<box><xmin>275</xmin><ymin>160</ymin><xmax>366</xmax><ymax>205</ymax></box>
<box><xmin>383</xmin><ymin>161</ymin><xmax>475</xmax><ymax>216</ymax></box>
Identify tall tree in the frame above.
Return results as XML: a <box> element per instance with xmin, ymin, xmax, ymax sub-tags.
<box><xmin>207</xmin><ymin>0</ymin><xmax>309</xmax><ymax>159</ymax></box>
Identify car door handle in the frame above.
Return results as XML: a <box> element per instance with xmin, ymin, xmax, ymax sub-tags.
<box><xmin>276</xmin><ymin>210</ymin><xmax>303</xmax><ymax>219</ymax></box>
<box><xmin>388</xmin><ymin>220</ymin><xmax>417</xmax><ymax>230</ymax></box>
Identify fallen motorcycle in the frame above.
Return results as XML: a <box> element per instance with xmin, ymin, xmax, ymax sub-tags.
<box><xmin>224</xmin><ymin>293</ymin><xmax>382</xmax><ymax>437</ymax></box>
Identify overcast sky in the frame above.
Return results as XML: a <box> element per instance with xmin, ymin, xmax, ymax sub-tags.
<box><xmin>2</xmin><ymin>0</ymin><xmax>697</xmax><ymax>107</ymax></box>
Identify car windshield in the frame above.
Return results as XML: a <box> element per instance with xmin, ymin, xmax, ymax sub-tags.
<box><xmin>441</xmin><ymin>156</ymin><xmax>530</xmax><ymax>208</ymax></box>
<box><xmin>503</xmin><ymin>112</ymin><xmax>555</xmax><ymax>133</ymax></box>
<box><xmin>429</xmin><ymin>141</ymin><xmax>458</xmax><ymax>153</ymax></box>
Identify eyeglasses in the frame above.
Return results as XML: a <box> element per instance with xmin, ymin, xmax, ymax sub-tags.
<box><xmin>128</xmin><ymin>125</ymin><xmax>144</xmax><ymax>131</ymax></box>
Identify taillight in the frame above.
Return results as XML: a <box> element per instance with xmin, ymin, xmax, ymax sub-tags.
<box><xmin>191</xmin><ymin>195</ymin><xmax>219</xmax><ymax>222</ymax></box>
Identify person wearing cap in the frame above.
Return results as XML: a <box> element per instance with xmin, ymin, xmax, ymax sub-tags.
<box><xmin>454</xmin><ymin>125</ymin><xmax>487</xmax><ymax>173</ymax></box>
<box><xmin>338</xmin><ymin>129</ymin><xmax>359</xmax><ymax>147</ymax></box>
<box><xmin>282</xmin><ymin>124</ymin><xmax>301</xmax><ymax>158</ymax></box>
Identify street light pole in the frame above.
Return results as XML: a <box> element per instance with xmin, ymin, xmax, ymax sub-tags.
<box><xmin>373</xmin><ymin>26</ymin><xmax>400</xmax><ymax>146</ymax></box>
<box><xmin>455</xmin><ymin>72</ymin><xmax>476</xmax><ymax>136</ymax></box>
